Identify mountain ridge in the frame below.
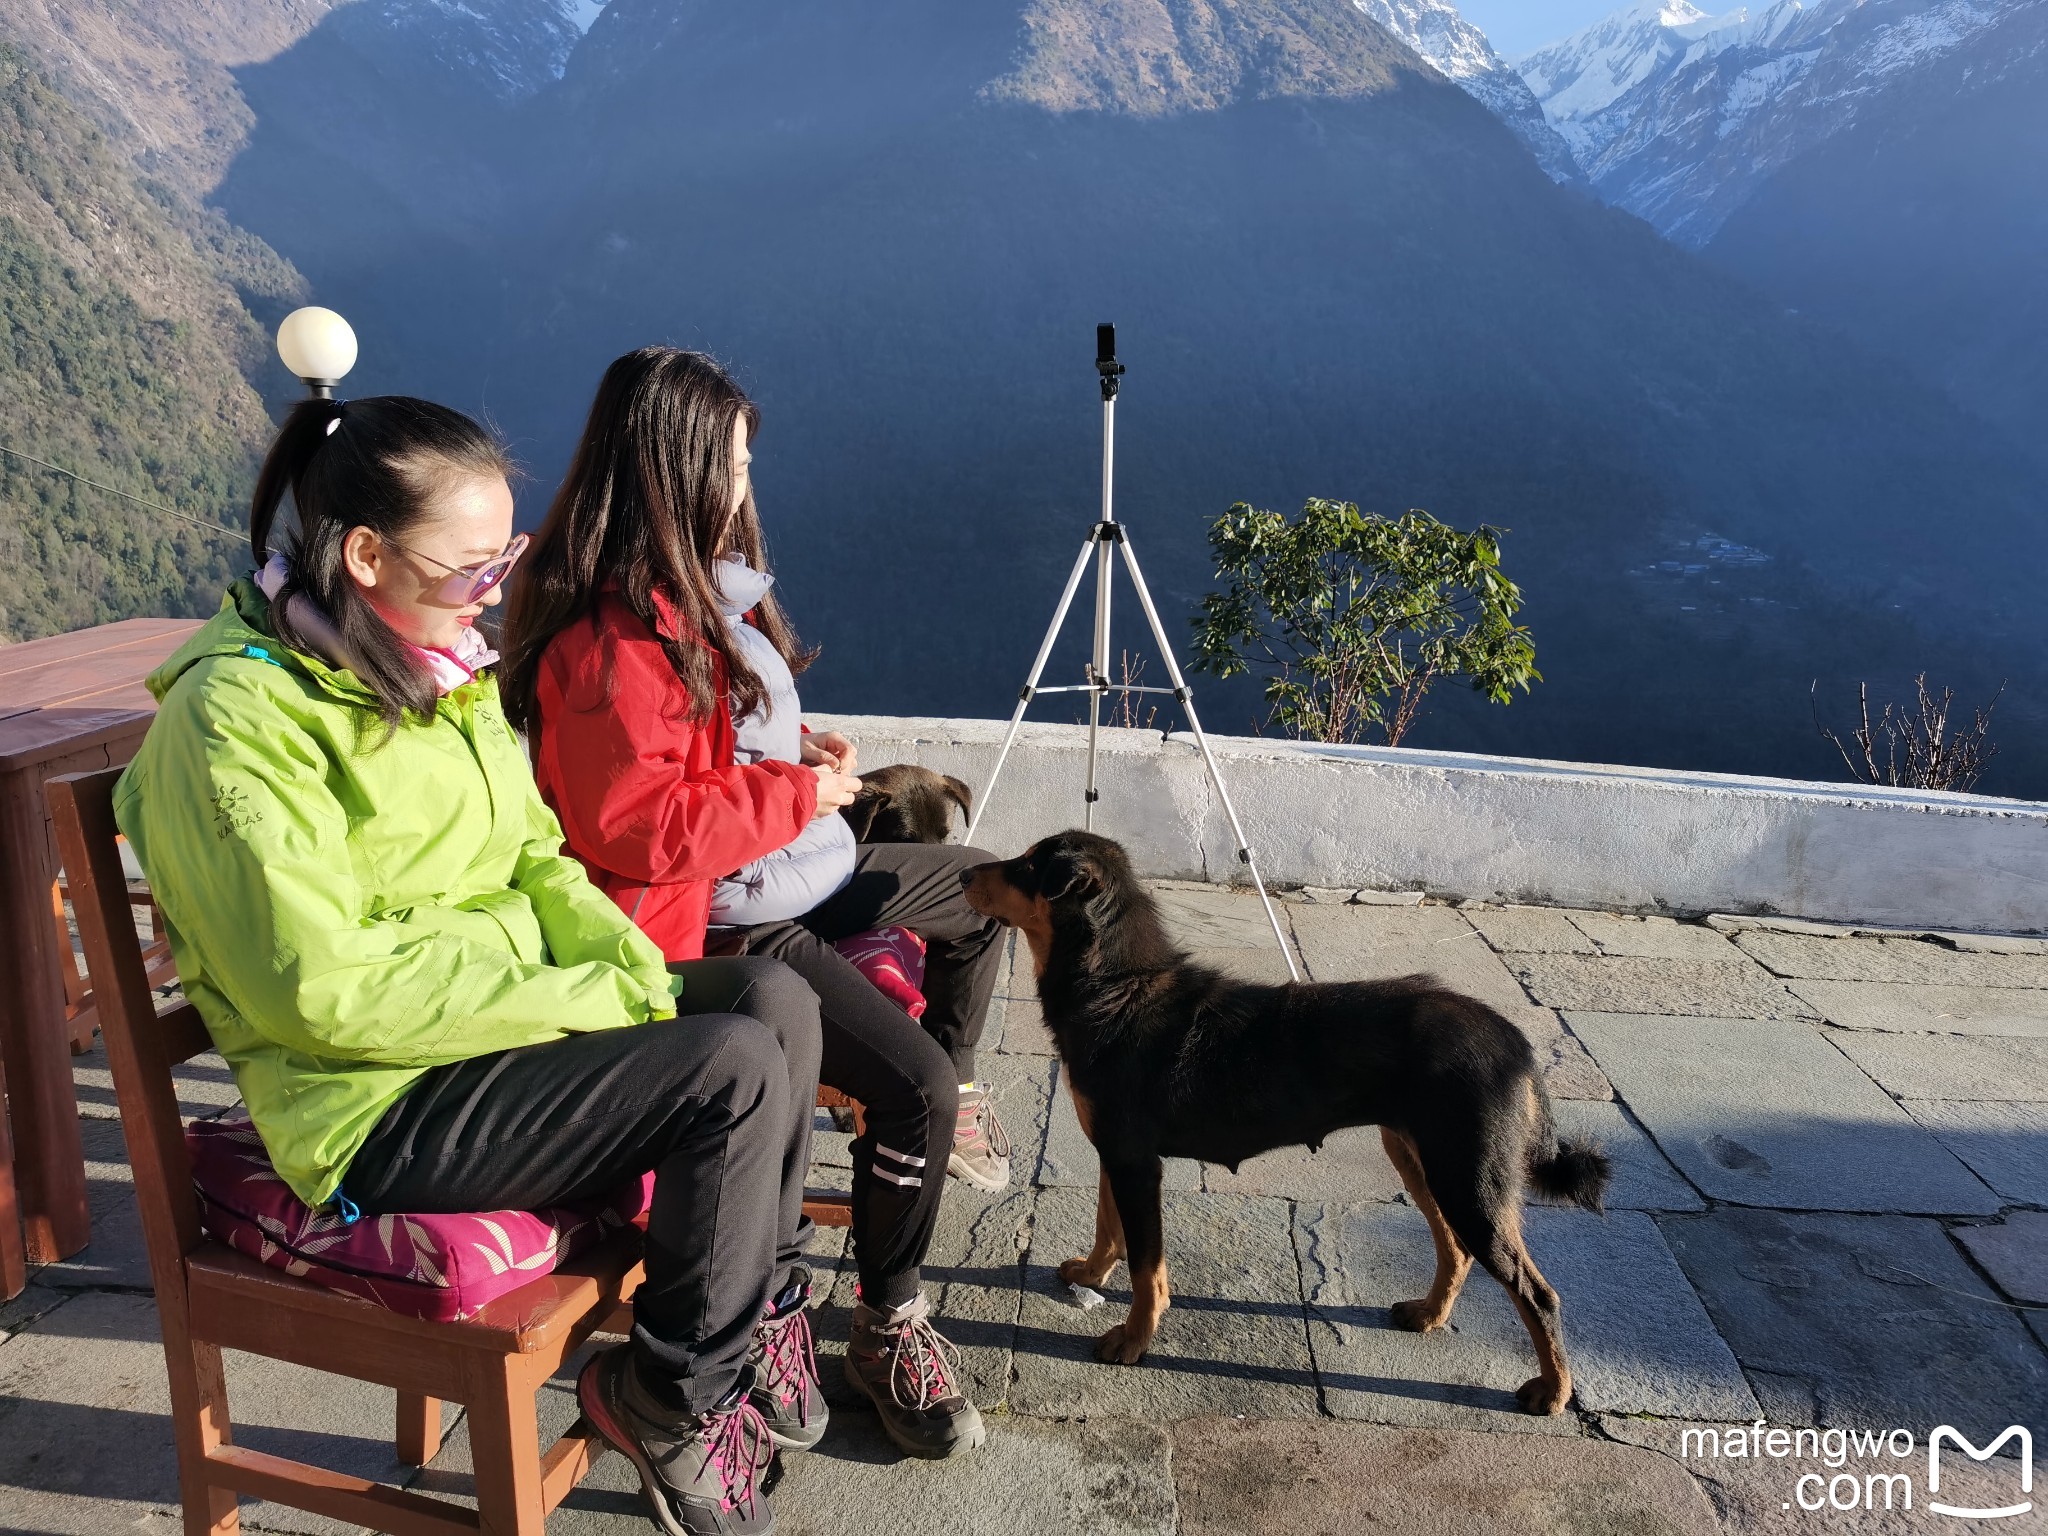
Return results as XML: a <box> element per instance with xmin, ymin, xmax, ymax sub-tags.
<box><xmin>1516</xmin><ymin>0</ymin><xmax>2031</xmax><ymax>244</ymax></box>
<box><xmin>1352</xmin><ymin>0</ymin><xmax>1583</xmax><ymax>179</ymax></box>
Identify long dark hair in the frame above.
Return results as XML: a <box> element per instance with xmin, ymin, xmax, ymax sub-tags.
<box><xmin>250</xmin><ymin>395</ymin><xmax>512</xmax><ymax>738</ymax></box>
<box><xmin>499</xmin><ymin>347</ymin><xmax>812</xmax><ymax>738</ymax></box>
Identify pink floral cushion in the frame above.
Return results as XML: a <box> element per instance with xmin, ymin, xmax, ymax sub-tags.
<box><xmin>187</xmin><ymin>1118</ymin><xmax>646</xmax><ymax>1322</ymax></box>
<box><xmin>187</xmin><ymin>926</ymin><xmax>926</xmax><ymax>1321</ymax></box>
<box><xmin>835</xmin><ymin>926</ymin><xmax>929</xmax><ymax>1019</ymax></box>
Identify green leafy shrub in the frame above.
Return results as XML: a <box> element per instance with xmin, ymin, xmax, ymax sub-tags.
<box><xmin>1191</xmin><ymin>498</ymin><xmax>1539</xmax><ymax>746</ymax></box>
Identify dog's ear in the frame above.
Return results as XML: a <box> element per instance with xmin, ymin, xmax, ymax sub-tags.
<box><xmin>941</xmin><ymin>776</ymin><xmax>973</xmax><ymax>818</ymax></box>
<box><xmin>1034</xmin><ymin>844</ymin><xmax>1103</xmax><ymax>904</ymax></box>
<box><xmin>841</xmin><ymin>788</ymin><xmax>887</xmax><ymax>842</ymax></box>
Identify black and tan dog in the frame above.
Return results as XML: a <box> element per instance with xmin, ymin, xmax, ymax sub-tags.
<box><xmin>843</xmin><ymin>764</ymin><xmax>974</xmax><ymax>844</ymax></box>
<box><xmin>962</xmin><ymin>830</ymin><xmax>1611</xmax><ymax>1415</ymax></box>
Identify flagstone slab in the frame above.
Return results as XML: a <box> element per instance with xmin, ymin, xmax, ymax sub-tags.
<box><xmin>1173</xmin><ymin>1416</ymin><xmax>1720</xmax><ymax>1536</ymax></box>
<box><xmin>1294</xmin><ymin>1199</ymin><xmax>1577</xmax><ymax>1434</ymax></box>
<box><xmin>1657</xmin><ymin>1208</ymin><xmax>2048</xmax><ymax>1432</ymax></box>
<box><xmin>1709</xmin><ymin>913</ymin><xmax>2048</xmax><ymax>954</ymax></box>
<box><xmin>1529</xmin><ymin>1019</ymin><xmax>1615</xmax><ymax>1102</ymax></box>
<box><xmin>1352</xmin><ymin>888</ymin><xmax>1427</xmax><ymax>906</ymax></box>
<box><xmin>1152</xmin><ymin>885</ymin><xmax>1296</xmax><ymax>953</ymax></box>
<box><xmin>1515</xmin><ymin>955</ymin><xmax>1816</xmax><ymax>1020</ymax></box>
<box><xmin>1550</xmin><ymin>1098</ymin><xmax>1703</xmax><ymax>1212</ymax></box>
<box><xmin>1296</xmin><ymin>885</ymin><xmax>1362</xmax><ymax>903</ymax></box>
<box><xmin>1292</xmin><ymin>902</ymin><xmax>1609</xmax><ymax>1099</ymax></box>
<box><xmin>994</xmin><ymin>990</ymin><xmax>1057</xmax><ymax>1056</ymax></box>
<box><xmin>1289</xmin><ymin>904</ymin><xmax>1506</xmax><ymax>999</ymax></box>
<box><xmin>1787</xmin><ymin>979</ymin><xmax>2048</xmax><ymax>1037</ymax></box>
<box><xmin>1829</xmin><ymin>1029</ymin><xmax>2048</xmax><ymax>1102</ymax></box>
<box><xmin>1008</xmin><ymin>1187</ymin><xmax>1319</xmax><ymax>1421</ymax></box>
<box><xmin>1732</xmin><ymin>930</ymin><xmax>2048</xmax><ymax>988</ymax></box>
<box><xmin>1521</xmin><ymin>1207</ymin><xmax>1757</xmax><ymax>1419</ymax></box>
<box><xmin>1900</xmin><ymin>1099</ymin><xmax>2048</xmax><ymax>1206</ymax></box>
<box><xmin>1463</xmin><ymin>905</ymin><xmax>1596</xmax><ymax>955</ymax></box>
<box><xmin>0</xmin><ymin>1283</ymin><xmax>66</xmax><ymax>1343</ymax></box>
<box><xmin>771</xmin><ymin>1414</ymin><xmax>1179</xmax><ymax>1536</ymax></box>
<box><xmin>1563</xmin><ymin>1013</ymin><xmax>1999</xmax><ymax>1214</ymax></box>
<box><xmin>1568</xmin><ymin>913</ymin><xmax>1748</xmax><ymax>963</ymax></box>
<box><xmin>1952</xmin><ymin>1211</ymin><xmax>2048</xmax><ymax>1305</ymax></box>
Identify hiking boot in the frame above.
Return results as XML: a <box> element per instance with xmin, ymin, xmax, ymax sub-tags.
<box><xmin>948</xmin><ymin>1083</ymin><xmax>1011</xmax><ymax>1191</ymax></box>
<box><xmin>748</xmin><ymin>1266</ymin><xmax>828</xmax><ymax>1450</ymax></box>
<box><xmin>577</xmin><ymin>1345</ymin><xmax>776</xmax><ymax>1536</ymax></box>
<box><xmin>843</xmin><ymin>1291</ymin><xmax>986</xmax><ymax>1459</ymax></box>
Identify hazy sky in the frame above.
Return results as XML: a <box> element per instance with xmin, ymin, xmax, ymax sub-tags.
<box><xmin>1455</xmin><ymin>1</ymin><xmax>1631</xmax><ymax>57</ymax></box>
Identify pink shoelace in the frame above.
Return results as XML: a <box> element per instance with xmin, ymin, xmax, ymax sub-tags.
<box><xmin>756</xmin><ymin>1305</ymin><xmax>820</xmax><ymax>1425</ymax></box>
<box><xmin>699</xmin><ymin>1399</ymin><xmax>774</xmax><ymax>1518</ymax></box>
<box><xmin>882</xmin><ymin>1313</ymin><xmax>963</xmax><ymax>1411</ymax></box>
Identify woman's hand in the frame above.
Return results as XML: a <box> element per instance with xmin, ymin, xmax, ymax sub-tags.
<box><xmin>810</xmin><ymin>763</ymin><xmax>862</xmax><ymax>818</ymax></box>
<box><xmin>801</xmin><ymin>731</ymin><xmax>858</xmax><ymax>776</ymax></box>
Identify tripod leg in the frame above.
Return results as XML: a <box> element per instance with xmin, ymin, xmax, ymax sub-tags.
<box><xmin>967</xmin><ymin>532</ymin><xmax>1101</xmax><ymax>844</ymax></box>
<box><xmin>1086</xmin><ymin>395</ymin><xmax>1118</xmax><ymax>832</ymax></box>
<box><xmin>1114</xmin><ymin>535</ymin><xmax>1301</xmax><ymax>981</ymax></box>
<box><xmin>1085</xmin><ymin>527</ymin><xmax>1113</xmax><ymax>832</ymax></box>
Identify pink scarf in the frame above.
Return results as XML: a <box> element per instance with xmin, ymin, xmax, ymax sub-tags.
<box><xmin>256</xmin><ymin>553</ymin><xmax>498</xmax><ymax>695</ymax></box>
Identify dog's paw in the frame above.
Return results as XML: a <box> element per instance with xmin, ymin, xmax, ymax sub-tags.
<box><xmin>1060</xmin><ymin>1255</ymin><xmax>1118</xmax><ymax>1288</ymax></box>
<box><xmin>1389</xmin><ymin>1298</ymin><xmax>1450</xmax><ymax>1334</ymax></box>
<box><xmin>1515</xmin><ymin>1375</ymin><xmax>1570</xmax><ymax>1415</ymax></box>
<box><xmin>1092</xmin><ymin>1321</ymin><xmax>1151</xmax><ymax>1365</ymax></box>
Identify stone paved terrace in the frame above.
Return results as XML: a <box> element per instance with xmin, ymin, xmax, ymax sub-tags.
<box><xmin>4</xmin><ymin>884</ymin><xmax>2045</xmax><ymax>1535</ymax></box>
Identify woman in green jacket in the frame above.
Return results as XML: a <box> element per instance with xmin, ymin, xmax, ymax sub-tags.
<box><xmin>116</xmin><ymin>395</ymin><xmax>819</xmax><ymax>1536</ymax></box>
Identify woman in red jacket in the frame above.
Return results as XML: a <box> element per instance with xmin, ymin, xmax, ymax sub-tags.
<box><xmin>501</xmin><ymin>348</ymin><xmax>1002</xmax><ymax>1463</ymax></box>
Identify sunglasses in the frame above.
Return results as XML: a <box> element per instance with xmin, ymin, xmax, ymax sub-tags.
<box><xmin>385</xmin><ymin>532</ymin><xmax>530</xmax><ymax>605</ymax></box>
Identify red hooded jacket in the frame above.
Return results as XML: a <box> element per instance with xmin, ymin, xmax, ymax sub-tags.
<box><xmin>530</xmin><ymin>588</ymin><xmax>816</xmax><ymax>960</ymax></box>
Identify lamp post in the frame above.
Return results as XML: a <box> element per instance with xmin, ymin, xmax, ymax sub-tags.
<box><xmin>275</xmin><ymin>307</ymin><xmax>358</xmax><ymax>399</ymax></box>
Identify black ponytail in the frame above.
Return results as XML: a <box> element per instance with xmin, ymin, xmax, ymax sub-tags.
<box><xmin>249</xmin><ymin>395</ymin><xmax>512</xmax><ymax>741</ymax></box>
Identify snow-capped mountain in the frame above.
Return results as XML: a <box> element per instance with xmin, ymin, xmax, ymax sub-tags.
<box><xmin>1518</xmin><ymin>1</ymin><xmax>1743</xmax><ymax>162</ymax></box>
<box><xmin>1516</xmin><ymin>0</ymin><xmax>2035</xmax><ymax>244</ymax></box>
<box><xmin>1351</xmin><ymin>0</ymin><xmax>1582</xmax><ymax>180</ymax></box>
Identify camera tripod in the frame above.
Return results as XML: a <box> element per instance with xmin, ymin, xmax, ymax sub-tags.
<box><xmin>965</xmin><ymin>325</ymin><xmax>1299</xmax><ymax>980</ymax></box>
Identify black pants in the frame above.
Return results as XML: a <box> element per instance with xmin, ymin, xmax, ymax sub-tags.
<box><xmin>345</xmin><ymin>957</ymin><xmax>821</xmax><ymax>1414</ymax></box>
<box><xmin>738</xmin><ymin>842</ymin><xmax>1003</xmax><ymax>1311</ymax></box>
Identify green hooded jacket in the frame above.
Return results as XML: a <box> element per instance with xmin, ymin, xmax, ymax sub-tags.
<box><xmin>114</xmin><ymin>581</ymin><xmax>680</xmax><ymax>1208</ymax></box>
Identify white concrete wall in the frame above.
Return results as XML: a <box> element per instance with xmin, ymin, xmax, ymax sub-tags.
<box><xmin>809</xmin><ymin>714</ymin><xmax>2048</xmax><ymax>934</ymax></box>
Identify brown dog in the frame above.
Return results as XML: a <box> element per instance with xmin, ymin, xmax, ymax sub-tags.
<box><xmin>963</xmin><ymin>831</ymin><xmax>1610</xmax><ymax>1415</ymax></box>
<box><xmin>843</xmin><ymin>764</ymin><xmax>973</xmax><ymax>844</ymax></box>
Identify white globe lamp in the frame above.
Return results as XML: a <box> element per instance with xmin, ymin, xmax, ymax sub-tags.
<box><xmin>276</xmin><ymin>307</ymin><xmax>359</xmax><ymax>399</ymax></box>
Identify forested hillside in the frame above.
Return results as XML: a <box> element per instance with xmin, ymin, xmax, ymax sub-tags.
<box><xmin>0</xmin><ymin>42</ymin><xmax>297</xmax><ymax>640</ymax></box>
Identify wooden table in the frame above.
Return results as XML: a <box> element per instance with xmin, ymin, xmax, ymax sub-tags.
<box><xmin>1</xmin><ymin>618</ymin><xmax>200</xmax><ymax>1296</ymax></box>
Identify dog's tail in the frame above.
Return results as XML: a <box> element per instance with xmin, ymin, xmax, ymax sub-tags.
<box><xmin>1526</xmin><ymin>1112</ymin><xmax>1612</xmax><ymax>1213</ymax></box>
